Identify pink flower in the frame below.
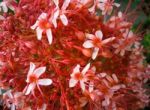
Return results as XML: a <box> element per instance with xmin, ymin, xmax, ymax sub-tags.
<box><xmin>113</xmin><ymin>30</ymin><xmax>135</xmax><ymax>56</ymax></box>
<box><xmin>69</xmin><ymin>63</ymin><xmax>90</xmax><ymax>91</ymax></box>
<box><xmin>31</xmin><ymin>13</ymin><xmax>53</xmax><ymax>45</ymax></box>
<box><xmin>52</xmin><ymin>0</ymin><xmax>70</xmax><ymax>27</ymax></box>
<box><xmin>98</xmin><ymin>0</ymin><xmax>120</xmax><ymax>15</ymax></box>
<box><xmin>83</xmin><ymin>30</ymin><xmax>115</xmax><ymax>60</ymax></box>
<box><xmin>24</xmin><ymin>62</ymin><xmax>52</xmax><ymax>95</ymax></box>
<box><xmin>100</xmin><ymin>74</ymin><xmax>126</xmax><ymax>107</ymax></box>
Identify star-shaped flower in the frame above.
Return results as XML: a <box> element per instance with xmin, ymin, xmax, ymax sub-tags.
<box><xmin>83</xmin><ymin>30</ymin><xmax>115</xmax><ymax>60</ymax></box>
<box><xmin>98</xmin><ymin>0</ymin><xmax>120</xmax><ymax>15</ymax></box>
<box><xmin>31</xmin><ymin>13</ymin><xmax>53</xmax><ymax>45</ymax></box>
<box><xmin>69</xmin><ymin>63</ymin><xmax>90</xmax><ymax>91</ymax></box>
<box><xmin>24</xmin><ymin>62</ymin><xmax>52</xmax><ymax>95</ymax></box>
<box><xmin>52</xmin><ymin>0</ymin><xmax>70</xmax><ymax>28</ymax></box>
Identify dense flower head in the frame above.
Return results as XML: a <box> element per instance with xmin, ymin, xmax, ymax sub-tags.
<box><xmin>0</xmin><ymin>0</ymin><xmax>149</xmax><ymax>110</ymax></box>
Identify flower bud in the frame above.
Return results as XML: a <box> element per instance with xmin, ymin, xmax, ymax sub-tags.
<box><xmin>82</xmin><ymin>48</ymin><xmax>92</xmax><ymax>57</ymax></box>
<box><xmin>75</xmin><ymin>31</ymin><xmax>85</xmax><ymax>41</ymax></box>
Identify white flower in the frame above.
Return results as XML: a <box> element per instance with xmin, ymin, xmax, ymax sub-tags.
<box><xmin>98</xmin><ymin>0</ymin><xmax>120</xmax><ymax>15</ymax></box>
<box><xmin>0</xmin><ymin>0</ymin><xmax>15</xmax><ymax>12</ymax></box>
<box><xmin>52</xmin><ymin>0</ymin><xmax>70</xmax><ymax>28</ymax></box>
<box><xmin>31</xmin><ymin>13</ymin><xmax>53</xmax><ymax>45</ymax></box>
<box><xmin>83</xmin><ymin>30</ymin><xmax>115</xmax><ymax>60</ymax></box>
<box><xmin>3</xmin><ymin>90</ymin><xmax>23</xmax><ymax>110</ymax></box>
<box><xmin>24</xmin><ymin>62</ymin><xmax>52</xmax><ymax>95</ymax></box>
<box><xmin>69</xmin><ymin>63</ymin><xmax>90</xmax><ymax>91</ymax></box>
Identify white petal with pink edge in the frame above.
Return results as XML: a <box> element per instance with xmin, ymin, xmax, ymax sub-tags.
<box><xmin>46</xmin><ymin>29</ymin><xmax>53</xmax><ymax>44</ymax></box>
<box><xmin>71</xmin><ymin>64</ymin><xmax>80</xmax><ymax>77</ymax></box>
<box><xmin>36</xmin><ymin>27</ymin><xmax>43</xmax><ymax>40</ymax></box>
<box><xmin>25</xmin><ymin>83</ymin><xmax>36</xmax><ymax>95</ymax></box>
<box><xmin>83</xmin><ymin>40</ymin><xmax>94</xmax><ymax>48</ymax></box>
<box><xmin>82</xmin><ymin>63</ymin><xmax>90</xmax><ymax>75</ymax></box>
<box><xmin>95</xmin><ymin>30</ymin><xmax>103</xmax><ymax>40</ymax></box>
<box><xmin>61</xmin><ymin>0</ymin><xmax>70</xmax><ymax>10</ymax></box>
<box><xmin>69</xmin><ymin>78</ymin><xmax>78</xmax><ymax>87</ymax></box>
<box><xmin>31</xmin><ymin>21</ymin><xmax>39</xmax><ymax>30</ymax></box>
<box><xmin>38</xmin><ymin>79</ymin><xmax>52</xmax><ymax>86</ymax></box>
<box><xmin>60</xmin><ymin>14</ymin><xmax>68</xmax><ymax>26</ymax></box>
<box><xmin>11</xmin><ymin>104</ymin><xmax>15</xmax><ymax>110</ymax></box>
<box><xmin>85</xmin><ymin>33</ymin><xmax>95</xmax><ymax>39</ymax></box>
<box><xmin>80</xmin><ymin>80</ymin><xmax>85</xmax><ymax>91</ymax></box>
<box><xmin>92</xmin><ymin>47</ymin><xmax>99</xmax><ymax>60</ymax></box>
<box><xmin>102</xmin><ymin>37</ymin><xmax>115</xmax><ymax>44</ymax></box>
<box><xmin>34</xmin><ymin>66</ymin><xmax>46</xmax><ymax>78</ymax></box>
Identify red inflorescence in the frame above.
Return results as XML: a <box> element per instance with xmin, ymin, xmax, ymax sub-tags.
<box><xmin>0</xmin><ymin>0</ymin><xmax>149</xmax><ymax>110</ymax></box>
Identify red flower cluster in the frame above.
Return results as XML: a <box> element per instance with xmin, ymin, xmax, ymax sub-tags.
<box><xmin>0</xmin><ymin>0</ymin><xmax>149</xmax><ymax>110</ymax></box>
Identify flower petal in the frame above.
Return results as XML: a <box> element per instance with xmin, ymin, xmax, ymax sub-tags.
<box><xmin>28</xmin><ymin>62</ymin><xmax>36</xmax><ymax>76</ymax></box>
<box><xmin>102</xmin><ymin>96</ymin><xmax>110</xmax><ymax>106</ymax></box>
<box><xmin>88</xmin><ymin>4</ymin><xmax>96</xmax><ymax>13</ymax></box>
<box><xmin>36</xmin><ymin>27</ymin><xmax>43</xmax><ymax>40</ymax></box>
<box><xmin>8</xmin><ymin>4</ymin><xmax>15</xmax><ymax>11</ymax></box>
<box><xmin>6</xmin><ymin>90</ymin><xmax>13</xmax><ymax>98</ymax></box>
<box><xmin>83</xmin><ymin>40</ymin><xmax>94</xmax><ymax>48</ymax></box>
<box><xmin>25</xmin><ymin>83</ymin><xmax>36</xmax><ymax>95</ymax></box>
<box><xmin>114</xmin><ymin>3</ymin><xmax>120</xmax><ymax>7</ymax></box>
<box><xmin>52</xmin><ymin>10</ymin><xmax>59</xmax><ymax>28</ymax></box>
<box><xmin>92</xmin><ymin>47</ymin><xmax>99</xmax><ymax>60</ymax></box>
<box><xmin>38</xmin><ymin>13</ymin><xmax>47</xmax><ymax>20</ymax></box>
<box><xmin>69</xmin><ymin>78</ymin><xmax>78</xmax><ymax>87</ymax></box>
<box><xmin>34</xmin><ymin>67</ymin><xmax>46</xmax><ymax>78</ymax></box>
<box><xmin>27</xmin><ymin>62</ymin><xmax>36</xmax><ymax>82</ymax></box>
<box><xmin>1</xmin><ymin>2</ymin><xmax>8</xmax><ymax>12</ymax></box>
<box><xmin>80</xmin><ymin>80</ymin><xmax>85</xmax><ymax>91</ymax></box>
<box><xmin>61</xmin><ymin>0</ymin><xmax>70</xmax><ymax>10</ymax></box>
<box><xmin>89</xmin><ymin>82</ymin><xmax>94</xmax><ymax>92</ymax></box>
<box><xmin>102</xmin><ymin>37</ymin><xmax>115</xmax><ymax>44</ymax></box>
<box><xmin>95</xmin><ymin>30</ymin><xmax>103</xmax><ymax>40</ymax></box>
<box><xmin>112</xmin><ymin>74</ymin><xmax>119</xmax><ymax>83</ymax></box>
<box><xmin>71</xmin><ymin>64</ymin><xmax>80</xmax><ymax>77</ymax></box>
<box><xmin>60</xmin><ymin>14</ymin><xmax>68</xmax><ymax>26</ymax></box>
<box><xmin>11</xmin><ymin>104</ymin><xmax>15</xmax><ymax>110</ymax></box>
<box><xmin>82</xmin><ymin>63</ymin><xmax>90</xmax><ymax>75</ymax></box>
<box><xmin>53</xmin><ymin>0</ymin><xmax>59</xmax><ymax>7</ymax></box>
<box><xmin>46</xmin><ymin>29</ymin><xmax>53</xmax><ymax>44</ymax></box>
<box><xmin>85</xmin><ymin>33</ymin><xmax>95</xmax><ymax>40</ymax></box>
<box><xmin>31</xmin><ymin>21</ymin><xmax>39</xmax><ymax>30</ymax></box>
<box><xmin>38</xmin><ymin>79</ymin><xmax>52</xmax><ymax>86</ymax></box>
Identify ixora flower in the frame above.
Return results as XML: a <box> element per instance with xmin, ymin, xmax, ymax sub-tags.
<box><xmin>98</xmin><ymin>0</ymin><xmax>120</xmax><ymax>15</ymax></box>
<box><xmin>31</xmin><ymin>13</ymin><xmax>53</xmax><ymax>45</ymax></box>
<box><xmin>113</xmin><ymin>30</ymin><xmax>135</xmax><ymax>56</ymax></box>
<box><xmin>69</xmin><ymin>63</ymin><xmax>90</xmax><ymax>91</ymax></box>
<box><xmin>24</xmin><ymin>62</ymin><xmax>52</xmax><ymax>95</ymax></box>
<box><xmin>52</xmin><ymin>0</ymin><xmax>70</xmax><ymax>28</ymax></box>
<box><xmin>83</xmin><ymin>30</ymin><xmax>115</xmax><ymax>60</ymax></box>
<box><xmin>0</xmin><ymin>0</ymin><xmax>15</xmax><ymax>12</ymax></box>
<box><xmin>3</xmin><ymin>90</ymin><xmax>23</xmax><ymax>110</ymax></box>
<box><xmin>100</xmin><ymin>74</ymin><xmax>126</xmax><ymax>107</ymax></box>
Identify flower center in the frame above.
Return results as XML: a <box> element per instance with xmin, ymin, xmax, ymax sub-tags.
<box><xmin>74</xmin><ymin>72</ymin><xmax>83</xmax><ymax>80</ymax></box>
<box><xmin>39</xmin><ymin>19</ymin><xmax>51</xmax><ymax>29</ymax></box>
<box><xmin>29</xmin><ymin>74</ymin><xmax>38</xmax><ymax>83</ymax></box>
<box><xmin>93</xmin><ymin>37</ymin><xmax>102</xmax><ymax>48</ymax></box>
